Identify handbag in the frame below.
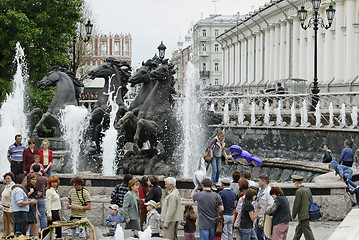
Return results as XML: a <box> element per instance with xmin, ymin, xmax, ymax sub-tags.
<box><xmin>203</xmin><ymin>143</ymin><xmax>215</xmax><ymax>163</ymax></box>
<box><xmin>233</xmin><ymin>196</ymin><xmax>244</xmax><ymax>227</ymax></box>
<box><xmin>214</xmin><ymin>193</ymin><xmax>224</xmax><ymax>235</ymax></box>
<box><xmin>307</xmin><ymin>188</ymin><xmax>323</xmax><ymax>221</ymax></box>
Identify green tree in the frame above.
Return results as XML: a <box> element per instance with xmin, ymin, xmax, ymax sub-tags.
<box><xmin>0</xmin><ymin>0</ymin><xmax>85</xmax><ymax>111</ymax></box>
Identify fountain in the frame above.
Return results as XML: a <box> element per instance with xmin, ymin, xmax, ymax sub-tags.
<box><xmin>101</xmin><ymin>77</ymin><xmax>119</xmax><ymax>176</ymax></box>
<box><xmin>275</xmin><ymin>100</ymin><xmax>282</xmax><ymax>126</ymax></box>
<box><xmin>264</xmin><ymin>100</ymin><xmax>270</xmax><ymax>126</ymax></box>
<box><xmin>329</xmin><ymin>102</ymin><xmax>334</xmax><ymax>127</ymax></box>
<box><xmin>315</xmin><ymin>101</ymin><xmax>322</xmax><ymax>127</ymax></box>
<box><xmin>238</xmin><ymin>102</ymin><xmax>245</xmax><ymax>125</ymax></box>
<box><xmin>250</xmin><ymin>101</ymin><xmax>256</xmax><ymax>125</ymax></box>
<box><xmin>180</xmin><ymin>62</ymin><xmax>205</xmax><ymax>177</ymax></box>
<box><xmin>290</xmin><ymin>102</ymin><xmax>297</xmax><ymax>126</ymax></box>
<box><xmin>223</xmin><ymin>102</ymin><xmax>229</xmax><ymax>124</ymax></box>
<box><xmin>209</xmin><ymin>102</ymin><xmax>215</xmax><ymax>112</ymax></box>
<box><xmin>0</xmin><ymin>43</ymin><xmax>28</xmax><ymax>177</ymax></box>
<box><xmin>340</xmin><ymin>103</ymin><xmax>346</xmax><ymax>126</ymax></box>
<box><xmin>351</xmin><ymin>106</ymin><xmax>358</xmax><ymax>127</ymax></box>
<box><xmin>59</xmin><ymin>105</ymin><xmax>90</xmax><ymax>173</ymax></box>
<box><xmin>300</xmin><ymin>99</ymin><xmax>308</xmax><ymax>127</ymax></box>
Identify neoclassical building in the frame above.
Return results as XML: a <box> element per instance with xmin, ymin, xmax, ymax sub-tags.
<box><xmin>216</xmin><ymin>0</ymin><xmax>359</xmax><ymax>93</ymax></box>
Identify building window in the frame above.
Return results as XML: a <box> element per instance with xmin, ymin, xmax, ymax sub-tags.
<box><xmin>215</xmin><ymin>44</ymin><xmax>219</xmax><ymax>52</ymax></box>
<box><xmin>101</xmin><ymin>42</ymin><xmax>107</xmax><ymax>55</ymax></box>
<box><xmin>215</xmin><ymin>63</ymin><xmax>219</xmax><ymax>71</ymax></box>
<box><xmin>203</xmin><ymin>79</ymin><xmax>206</xmax><ymax>85</ymax></box>
<box><xmin>202</xmin><ymin>63</ymin><xmax>206</xmax><ymax>71</ymax></box>
<box><xmin>215</xmin><ymin>79</ymin><xmax>219</xmax><ymax>85</ymax></box>
<box><xmin>202</xmin><ymin>44</ymin><xmax>206</xmax><ymax>52</ymax></box>
<box><xmin>114</xmin><ymin>42</ymin><xmax>120</xmax><ymax>55</ymax></box>
<box><xmin>215</xmin><ymin>29</ymin><xmax>219</xmax><ymax>37</ymax></box>
<box><xmin>202</xmin><ymin>29</ymin><xmax>206</xmax><ymax>37</ymax></box>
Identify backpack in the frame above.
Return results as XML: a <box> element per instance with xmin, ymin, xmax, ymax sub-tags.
<box><xmin>307</xmin><ymin>188</ymin><xmax>323</xmax><ymax>221</ymax></box>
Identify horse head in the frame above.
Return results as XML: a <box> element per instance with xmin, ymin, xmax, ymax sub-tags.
<box><xmin>88</xmin><ymin>57</ymin><xmax>132</xmax><ymax>81</ymax></box>
<box><xmin>128</xmin><ymin>59</ymin><xmax>158</xmax><ymax>87</ymax></box>
<box><xmin>150</xmin><ymin>62</ymin><xmax>175</xmax><ymax>83</ymax></box>
<box><xmin>37</xmin><ymin>66</ymin><xmax>67</xmax><ymax>89</ymax></box>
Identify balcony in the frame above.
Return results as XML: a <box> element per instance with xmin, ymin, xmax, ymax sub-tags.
<box><xmin>200</xmin><ymin>71</ymin><xmax>210</xmax><ymax>77</ymax></box>
<box><xmin>199</xmin><ymin>51</ymin><xmax>209</xmax><ymax>57</ymax></box>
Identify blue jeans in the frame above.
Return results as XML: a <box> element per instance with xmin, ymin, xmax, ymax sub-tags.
<box><xmin>239</xmin><ymin>227</ymin><xmax>257</xmax><ymax>240</ymax></box>
<box><xmin>13</xmin><ymin>211</ymin><xmax>28</xmax><ymax>236</ymax></box>
<box><xmin>346</xmin><ymin>179</ymin><xmax>357</xmax><ymax>192</ymax></box>
<box><xmin>211</xmin><ymin>156</ymin><xmax>222</xmax><ymax>186</ymax></box>
<box><xmin>45</xmin><ymin>167</ymin><xmax>52</xmax><ymax>177</ymax></box>
<box><xmin>199</xmin><ymin>227</ymin><xmax>216</xmax><ymax>240</ymax></box>
<box><xmin>255</xmin><ymin>223</ymin><xmax>270</xmax><ymax>240</ymax></box>
<box><xmin>37</xmin><ymin>198</ymin><xmax>48</xmax><ymax>230</ymax></box>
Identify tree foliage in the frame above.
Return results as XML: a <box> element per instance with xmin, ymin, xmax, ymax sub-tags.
<box><xmin>0</xmin><ymin>0</ymin><xmax>85</xmax><ymax>111</ymax></box>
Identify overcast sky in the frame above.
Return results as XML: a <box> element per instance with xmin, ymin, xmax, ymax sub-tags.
<box><xmin>86</xmin><ymin>0</ymin><xmax>268</xmax><ymax>68</ymax></box>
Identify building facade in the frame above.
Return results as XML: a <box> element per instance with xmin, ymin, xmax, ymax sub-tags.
<box><xmin>85</xmin><ymin>33</ymin><xmax>132</xmax><ymax>66</ymax></box>
<box><xmin>192</xmin><ymin>14</ymin><xmax>240</xmax><ymax>91</ymax></box>
<box><xmin>216</xmin><ymin>0</ymin><xmax>359</xmax><ymax>93</ymax></box>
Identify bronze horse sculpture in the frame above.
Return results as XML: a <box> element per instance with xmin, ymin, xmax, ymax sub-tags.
<box><xmin>116</xmin><ymin>62</ymin><xmax>179</xmax><ymax>158</ymax></box>
<box><xmin>33</xmin><ymin>67</ymin><xmax>83</xmax><ymax>137</ymax></box>
<box><xmin>87</xmin><ymin>58</ymin><xmax>131</xmax><ymax>149</ymax></box>
<box><xmin>37</xmin><ymin>67</ymin><xmax>83</xmax><ymax>115</ymax></box>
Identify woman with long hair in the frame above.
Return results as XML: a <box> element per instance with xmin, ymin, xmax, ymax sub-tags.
<box><xmin>182</xmin><ymin>204</ymin><xmax>197</xmax><ymax>240</ymax></box>
<box><xmin>45</xmin><ymin>176</ymin><xmax>62</xmax><ymax>238</ymax></box>
<box><xmin>206</xmin><ymin>130</ymin><xmax>228</xmax><ymax>188</ymax></box>
<box><xmin>238</xmin><ymin>188</ymin><xmax>261</xmax><ymax>240</ymax></box>
<box><xmin>25</xmin><ymin>173</ymin><xmax>39</xmax><ymax>237</ymax></box>
<box><xmin>38</xmin><ymin>139</ymin><xmax>53</xmax><ymax>176</ymax></box>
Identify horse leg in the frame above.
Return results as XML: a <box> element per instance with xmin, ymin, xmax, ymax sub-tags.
<box><xmin>133</xmin><ymin>119</ymin><xmax>159</xmax><ymax>151</ymax></box>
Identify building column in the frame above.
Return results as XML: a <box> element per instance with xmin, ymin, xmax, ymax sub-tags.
<box><xmin>335</xmin><ymin>0</ymin><xmax>345</xmax><ymax>82</ymax></box>
<box><xmin>248</xmin><ymin>35</ymin><xmax>253</xmax><ymax>87</ymax></box>
<box><xmin>241</xmin><ymin>38</ymin><xmax>246</xmax><ymax>86</ymax></box>
<box><xmin>354</xmin><ymin>25</ymin><xmax>359</xmax><ymax>81</ymax></box>
<box><xmin>264</xmin><ymin>28</ymin><xmax>270</xmax><ymax>83</ymax></box>
<box><xmin>256</xmin><ymin>32</ymin><xmax>261</xmax><ymax>84</ymax></box>
<box><xmin>299</xmin><ymin>23</ymin><xmax>307</xmax><ymax>80</ymax></box>
<box><xmin>269</xmin><ymin>26</ymin><xmax>275</xmax><ymax>83</ymax></box>
<box><xmin>285</xmin><ymin>20</ymin><xmax>291</xmax><ymax>78</ymax></box>
<box><xmin>279</xmin><ymin>21</ymin><xmax>287</xmax><ymax>80</ymax></box>
<box><xmin>345</xmin><ymin>0</ymin><xmax>356</xmax><ymax>82</ymax></box>
<box><xmin>274</xmin><ymin>23</ymin><xmax>280</xmax><ymax>83</ymax></box>
<box><xmin>306</xmin><ymin>21</ymin><xmax>314</xmax><ymax>83</ymax></box>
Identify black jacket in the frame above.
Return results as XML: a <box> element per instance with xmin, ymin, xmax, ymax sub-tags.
<box><xmin>145</xmin><ymin>185</ymin><xmax>162</xmax><ymax>203</ymax></box>
<box><xmin>323</xmin><ymin>150</ymin><xmax>332</xmax><ymax>163</ymax></box>
<box><xmin>266</xmin><ymin>195</ymin><xmax>291</xmax><ymax>226</ymax></box>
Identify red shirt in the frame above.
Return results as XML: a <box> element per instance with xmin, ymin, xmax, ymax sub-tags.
<box><xmin>23</xmin><ymin>148</ymin><xmax>38</xmax><ymax>173</ymax></box>
<box><xmin>38</xmin><ymin>149</ymin><xmax>53</xmax><ymax>169</ymax></box>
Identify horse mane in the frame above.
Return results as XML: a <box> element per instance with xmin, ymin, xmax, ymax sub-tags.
<box><xmin>50</xmin><ymin>66</ymin><xmax>84</xmax><ymax>96</ymax></box>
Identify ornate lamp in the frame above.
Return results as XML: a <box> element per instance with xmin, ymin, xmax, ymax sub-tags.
<box><xmin>157</xmin><ymin>41</ymin><xmax>167</xmax><ymax>60</ymax></box>
<box><xmin>84</xmin><ymin>20</ymin><xmax>93</xmax><ymax>41</ymax></box>
<box><xmin>312</xmin><ymin>0</ymin><xmax>321</xmax><ymax>12</ymax></box>
<box><xmin>326</xmin><ymin>5</ymin><xmax>336</xmax><ymax>25</ymax></box>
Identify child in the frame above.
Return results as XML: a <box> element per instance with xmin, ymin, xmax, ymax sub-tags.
<box><xmin>329</xmin><ymin>161</ymin><xmax>359</xmax><ymax>204</ymax></box>
<box><xmin>143</xmin><ymin>200</ymin><xmax>161</xmax><ymax>237</ymax></box>
<box><xmin>182</xmin><ymin>204</ymin><xmax>197</xmax><ymax>240</ymax></box>
<box><xmin>29</xmin><ymin>155</ymin><xmax>46</xmax><ymax>175</ymax></box>
<box><xmin>105</xmin><ymin>204</ymin><xmax>125</xmax><ymax>236</ymax></box>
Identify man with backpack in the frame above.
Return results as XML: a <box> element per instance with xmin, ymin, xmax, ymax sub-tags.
<box><xmin>291</xmin><ymin>175</ymin><xmax>315</xmax><ymax>240</ymax></box>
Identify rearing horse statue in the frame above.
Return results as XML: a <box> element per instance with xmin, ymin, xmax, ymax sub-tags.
<box><xmin>116</xmin><ymin>62</ymin><xmax>178</xmax><ymax>157</ymax></box>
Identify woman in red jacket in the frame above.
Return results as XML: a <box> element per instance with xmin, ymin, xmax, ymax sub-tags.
<box><xmin>23</xmin><ymin>139</ymin><xmax>38</xmax><ymax>174</ymax></box>
<box><xmin>38</xmin><ymin>139</ymin><xmax>53</xmax><ymax>176</ymax></box>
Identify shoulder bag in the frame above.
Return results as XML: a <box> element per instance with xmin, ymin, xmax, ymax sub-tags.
<box><xmin>203</xmin><ymin>142</ymin><xmax>215</xmax><ymax>163</ymax></box>
<box><xmin>214</xmin><ymin>193</ymin><xmax>224</xmax><ymax>235</ymax></box>
<box><xmin>307</xmin><ymin>187</ymin><xmax>323</xmax><ymax>221</ymax></box>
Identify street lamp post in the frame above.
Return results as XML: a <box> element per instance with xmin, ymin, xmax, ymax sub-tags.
<box><xmin>72</xmin><ymin>20</ymin><xmax>93</xmax><ymax>73</ymax></box>
<box><xmin>157</xmin><ymin>41</ymin><xmax>167</xmax><ymax>60</ymax></box>
<box><xmin>298</xmin><ymin>1</ymin><xmax>335</xmax><ymax>111</ymax></box>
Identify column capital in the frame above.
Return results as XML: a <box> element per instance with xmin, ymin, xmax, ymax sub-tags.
<box><xmin>353</xmin><ymin>24</ymin><xmax>359</xmax><ymax>33</ymax></box>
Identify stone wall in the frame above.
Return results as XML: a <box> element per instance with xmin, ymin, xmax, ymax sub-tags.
<box><xmin>208</xmin><ymin>126</ymin><xmax>359</xmax><ymax>163</ymax></box>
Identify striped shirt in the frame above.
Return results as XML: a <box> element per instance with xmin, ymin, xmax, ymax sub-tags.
<box><xmin>68</xmin><ymin>188</ymin><xmax>91</xmax><ymax>218</ymax></box>
<box><xmin>7</xmin><ymin>143</ymin><xmax>25</xmax><ymax>162</ymax></box>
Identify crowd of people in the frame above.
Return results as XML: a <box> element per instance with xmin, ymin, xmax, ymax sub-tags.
<box><xmin>78</xmin><ymin>92</ymin><xmax>100</xmax><ymax>101</ymax></box>
<box><xmin>1</xmin><ymin>133</ymin><xmax>358</xmax><ymax>240</ymax></box>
